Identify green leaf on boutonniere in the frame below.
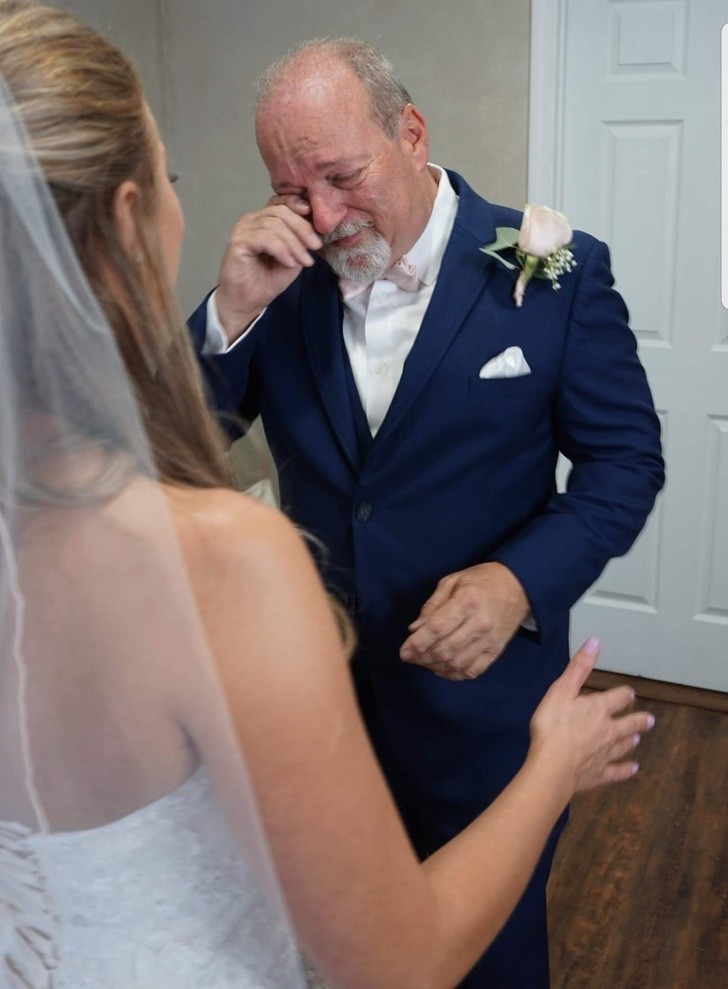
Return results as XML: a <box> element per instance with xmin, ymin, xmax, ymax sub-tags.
<box><xmin>480</xmin><ymin>226</ymin><xmax>521</xmax><ymax>270</ymax></box>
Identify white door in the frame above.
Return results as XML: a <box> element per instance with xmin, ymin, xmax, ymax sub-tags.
<box><xmin>529</xmin><ymin>0</ymin><xmax>728</xmax><ymax>691</ymax></box>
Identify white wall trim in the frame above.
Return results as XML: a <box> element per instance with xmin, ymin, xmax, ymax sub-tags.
<box><xmin>528</xmin><ymin>0</ymin><xmax>567</xmax><ymax>207</ymax></box>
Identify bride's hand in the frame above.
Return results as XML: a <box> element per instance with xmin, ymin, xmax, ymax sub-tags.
<box><xmin>529</xmin><ymin>637</ymin><xmax>655</xmax><ymax>794</ymax></box>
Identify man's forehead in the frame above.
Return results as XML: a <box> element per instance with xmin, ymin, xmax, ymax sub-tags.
<box><xmin>259</xmin><ymin>107</ymin><xmax>379</xmax><ymax>178</ymax></box>
<box><xmin>257</xmin><ymin>59</ymin><xmax>375</xmax><ymax>135</ymax></box>
<box><xmin>261</xmin><ymin>95</ymin><xmax>371</xmax><ymax>139</ymax></box>
<box><xmin>267</xmin><ymin>54</ymin><xmax>361</xmax><ymax>103</ymax></box>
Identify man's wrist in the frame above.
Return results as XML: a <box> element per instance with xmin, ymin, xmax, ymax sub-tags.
<box><xmin>215</xmin><ymin>291</ymin><xmax>263</xmax><ymax>346</ymax></box>
<box><xmin>204</xmin><ymin>290</ymin><xmax>265</xmax><ymax>355</ymax></box>
<box><xmin>491</xmin><ymin>562</ymin><xmax>531</xmax><ymax>625</ymax></box>
<box><xmin>484</xmin><ymin>559</ymin><xmax>536</xmax><ymax>631</ymax></box>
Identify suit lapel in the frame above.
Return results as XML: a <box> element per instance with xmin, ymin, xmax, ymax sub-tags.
<box><xmin>299</xmin><ymin>261</ymin><xmax>360</xmax><ymax>472</ymax></box>
<box><xmin>371</xmin><ymin>173</ymin><xmax>500</xmax><ymax>453</ymax></box>
<box><xmin>298</xmin><ymin>175</ymin><xmax>504</xmax><ymax>473</ymax></box>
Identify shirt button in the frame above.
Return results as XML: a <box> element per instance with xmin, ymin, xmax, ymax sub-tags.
<box><xmin>355</xmin><ymin>502</ymin><xmax>373</xmax><ymax>522</ymax></box>
<box><xmin>373</xmin><ymin>362</ymin><xmax>384</xmax><ymax>375</ymax></box>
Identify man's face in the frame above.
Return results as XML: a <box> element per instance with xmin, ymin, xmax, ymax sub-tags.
<box><xmin>256</xmin><ymin>63</ymin><xmax>430</xmax><ymax>281</ymax></box>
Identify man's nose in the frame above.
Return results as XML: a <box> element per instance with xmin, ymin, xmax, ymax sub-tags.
<box><xmin>307</xmin><ymin>190</ymin><xmax>347</xmax><ymax>235</ymax></box>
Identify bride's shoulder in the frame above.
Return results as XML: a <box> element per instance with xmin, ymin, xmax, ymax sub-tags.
<box><xmin>168</xmin><ymin>487</ymin><xmax>334</xmax><ymax>655</ymax></box>
<box><xmin>167</xmin><ymin>486</ymin><xmax>311</xmax><ymax>581</ymax></box>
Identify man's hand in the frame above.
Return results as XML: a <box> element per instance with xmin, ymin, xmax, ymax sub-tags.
<box><xmin>399</xmin><ymin>562</ymin><xmax>530</xmax><ymax>681</ymax></box>
<box><xmin>215</xmin><ymin>194</ymin><xmax>322</xmax><ymax>345</ymax></box>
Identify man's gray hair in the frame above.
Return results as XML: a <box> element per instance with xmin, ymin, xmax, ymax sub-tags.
<box><xmin>256</xmin><ymin>37</ymin><xmax>413</xmax><ymax>139</ymax></box>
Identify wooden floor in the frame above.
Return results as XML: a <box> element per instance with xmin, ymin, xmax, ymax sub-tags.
<box><xmin>548</xmin><ymin>696</ymin><xmax>727</xmax><ymax>989</ymax></box>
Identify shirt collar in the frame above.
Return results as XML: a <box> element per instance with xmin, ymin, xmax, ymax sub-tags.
<box><xmin>405</xmin><ymin>164</ymin><xmax>459</xmax><ymax>288</ymax></box>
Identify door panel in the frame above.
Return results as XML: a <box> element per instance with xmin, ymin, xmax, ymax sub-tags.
<box><xmin>534</xmin><ymin>0</ymin><xmax>728</xmax><ymax>690</ymax></box>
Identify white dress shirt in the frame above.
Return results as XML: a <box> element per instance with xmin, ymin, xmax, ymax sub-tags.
<box><xmin>339</xmin><ymin>166</ymin><xmax>457</xmax><ymax>435</ymax></box>
<box><xmin>203</xmin><ymin>165</ymin><xmax>458</xmax><ymax>437</ymax></box>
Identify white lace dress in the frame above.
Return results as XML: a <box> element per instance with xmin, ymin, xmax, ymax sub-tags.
<box><xmin>0</xmin><ymin>766</ymin><xmax>327</xmax><ymax>988</ymax></box>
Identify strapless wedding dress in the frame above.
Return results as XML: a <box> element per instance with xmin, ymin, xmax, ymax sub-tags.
<box><xmin>0</xmin><ymin>766</ymin><xmax>325</xmax><ymax>988</ymax></box>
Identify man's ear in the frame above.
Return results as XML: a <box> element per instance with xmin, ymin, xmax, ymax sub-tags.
<box><xmin>112</xmin><ymin>180</ymin><xmax>143</xmax><ymax>258</ymax></box>
<box><xmin>399</xmin><ymin>104</ymin><xmax>429</xmax><ymax>167</ymax></box>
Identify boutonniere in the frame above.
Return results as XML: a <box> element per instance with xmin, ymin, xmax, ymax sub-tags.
<box><xmin>480</xmin><ymin>204</ymin><xmax>577</xmax><ymax>308</ymax></box>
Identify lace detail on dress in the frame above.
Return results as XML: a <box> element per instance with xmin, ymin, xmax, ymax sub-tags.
<box><xmin>0</xmin><ymin>821</ymin><xmax>58</xmax><ymax>989</ymax></box>
<box><xmin>6</xmin><ymin>767</ymin><xmax>309</xmax><ymax>988</ymax></box>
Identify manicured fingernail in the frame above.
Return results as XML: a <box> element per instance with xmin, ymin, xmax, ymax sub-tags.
<box><xmin>633</xmin><ymin>734</ymin><xmax>641</xmax><ymax>747</ymax></box>
<box><xmin>583</xmin><ymin>636</ymin><xmax>600</xmax><ymax>656</ymax></box>
<box><xmin>629</xmin><ymin>688</ymin><xmax>636</xmax><ymax>701</ymax></box>
<box><xmin>631</xmin><ymin>762</ymin><xmax>640</xmax><ymax>776</ymax></box>
<box><xmin>646</xmin><ymin>714</ymin><xmax>656</xmax><ymax>729</ymax></box>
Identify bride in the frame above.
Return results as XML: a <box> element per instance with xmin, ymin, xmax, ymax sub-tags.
<box><xmin>0</xmin><ymin>2</ymin><xmax>653</xmax><ymax>987</ymax></box>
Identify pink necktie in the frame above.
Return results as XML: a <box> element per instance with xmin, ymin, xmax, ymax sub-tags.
<box><xmin>339</xmin><ymin>256</ymin><xmax>420</xmax><ymax>301</ymax></box>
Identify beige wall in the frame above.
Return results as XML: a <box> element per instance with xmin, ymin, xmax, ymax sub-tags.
<box><xmin>54</xmin><ymin>1</ymin><xmax>531</xmax><ymax>313</ymax></box>
<box><xmin>56</xmin><ymin>0</ymin><xmax>164</xmax><ymax>121</ymax></box>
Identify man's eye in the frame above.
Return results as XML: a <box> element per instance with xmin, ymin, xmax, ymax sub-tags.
<box><xmin>333</xmin><ymin>169</ymin><xmax>363</xmax><ymax>187</ymax></box>
<box><xmin>167</xmin><ymin>172</ymin><xmax>179</xmax><ymax>185</ymax></box>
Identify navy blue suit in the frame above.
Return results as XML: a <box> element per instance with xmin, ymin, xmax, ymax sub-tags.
<box><xmin>190</xmin><ymin>171</ymin><xmax>664</xmax><ymax>987</ymax></box>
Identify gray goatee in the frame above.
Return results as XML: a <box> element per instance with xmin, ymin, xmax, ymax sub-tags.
<box><xmin>321</xmin><ymin>219</ymin><xmax>391</xmax><ymax>282</ymax></box>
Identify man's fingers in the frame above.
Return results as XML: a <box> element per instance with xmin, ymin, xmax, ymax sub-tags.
<box><xmin>408</xmin><ymin>574</ymin><xmax>460</xmax><ymax>631</ymax></box>
<box><xmin>433</xmin><ymin>668</ymin><xmax>473</xmax><ymax>681</ymax></box>
<box><xmin>258</xmin><ymin>210</ymin><xmax>322</xmax><ymax>253</ymax></box>
<box><xmin>405</xmin><ymin>619</ymin><xmax>483</xmax><ymax>665</ymax></box>
<box><xmin>429</xmin><ymin>634</ymin><xmax>494</xmax><ymax>671</ymax></box>
<box><xmin>400</xmin><ymin>604</ymin><xmax>468</xmax><ymax>659</ymax></box>
<box><xmin>408</xmin><ymin>642</ymin><xmax>496</xmax><ymax>679</ymax></box>
<box><xmin>263</xmin><ymin>205</ymin><xmax>321</xmax><ymax>249</ymax></box>
<box><xmin>232</xmin><ymin>206</ymin><xmax>322</xmax><ymax>253</ymax></box>
<box><xmin>257</xmin><ymin>235</ymin><xmax>311</xmax><ymax>269</ymax></box>
<box><xmin>233</xmin><ymin>225</ymin><xmax>315</xmax><ymax>269</ymax></box>
<box><xmin>267</xmin><ymin>193</ymin><xmax>312</xmax><ymax>216</ymax></box>
<box><xmin>432</xmin><ymin>620</ymin><xmax>489</xmax><ymax>659</ymax></box>
<box><xmin>430</xmin><ymin>651</ymin><xmax>496</xmax><ymax>681</ymax></box>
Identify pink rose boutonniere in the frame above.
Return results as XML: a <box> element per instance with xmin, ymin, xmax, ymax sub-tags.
<box><xmin>480</xmin><ymin>204</ymin><xmax>577</xmax><ymax>308</ymax></box>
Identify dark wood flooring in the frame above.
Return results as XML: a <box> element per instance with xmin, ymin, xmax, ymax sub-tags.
<box><xmin>548</xmin><ymin>696</ymin><xmax>727</xmax><ymax>989</ymax></box>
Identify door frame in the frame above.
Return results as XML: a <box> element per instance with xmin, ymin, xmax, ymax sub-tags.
<box><xmin>528</xmin><ymin>0</ymin><xmax>566</xmax><ymax>206</ymax></box>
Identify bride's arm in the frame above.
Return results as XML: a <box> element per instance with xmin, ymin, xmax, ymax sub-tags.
<box><xmin>189</xmin><ymin>493</ymin><xmax>650</xmax><ymax>989</ymax></box>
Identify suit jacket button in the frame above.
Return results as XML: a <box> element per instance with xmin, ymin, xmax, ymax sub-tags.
<box><xmin>356</xmin><ymin>502</ymin><xmax>373</xmax><ymax>522</ymax></box>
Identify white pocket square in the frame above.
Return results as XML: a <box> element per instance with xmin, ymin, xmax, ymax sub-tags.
<box><xmin>478</xmin><ymin>346</ymin><xmax>531</xmax><ymax>379</ymax></box>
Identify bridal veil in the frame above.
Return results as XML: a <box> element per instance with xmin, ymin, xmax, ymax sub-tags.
<box><xmin>0</xmin><ymin>70</ymin><xmax>306</xmax><ymax>987</ymax></box>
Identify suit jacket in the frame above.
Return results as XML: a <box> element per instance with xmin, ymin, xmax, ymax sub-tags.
<box><xmin>189</xmin><ymin>170</ymin><xmax>664</xmax><ymax>819</ymax></box>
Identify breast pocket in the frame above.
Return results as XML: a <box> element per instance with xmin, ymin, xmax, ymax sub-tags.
<box><xmin>467</xmin><ymin>372</ymin><xmax>544</xmax><ymax>435</ymax></box>
<box><xmin>468</xmin><ymin>373</ymin><xmax>535</xmax><ymax>401</ymax></box>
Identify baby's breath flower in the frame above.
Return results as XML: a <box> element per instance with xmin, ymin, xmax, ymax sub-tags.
<box><xmin>542</xmin><ymin>247</ymin><xmax>577</xmax><ymax>291</ymax></box>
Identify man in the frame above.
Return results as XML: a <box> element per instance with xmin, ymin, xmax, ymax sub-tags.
<box><xmin>189</xmin><ymin>38</ymin><xmax>664</xmax><ymax>988</ymax></box>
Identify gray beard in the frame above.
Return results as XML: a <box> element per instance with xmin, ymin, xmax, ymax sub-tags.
<box><xmin>320</xmin><ymin>220</ymin><xmax>391</xmax><ymax>283</ymax></box>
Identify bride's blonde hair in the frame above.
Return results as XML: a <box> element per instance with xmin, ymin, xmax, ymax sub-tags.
<box><xmin>0</xmin><ymin>0</ymin><xmax>230</xmax><ymax>490</ymax></box>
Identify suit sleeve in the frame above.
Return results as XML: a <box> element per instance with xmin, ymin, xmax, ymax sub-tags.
<box><xmin>188</xmin><ymin>291</ymin><xmax>262</xmax><ymax>433</ymax></box>
<box><xmin>491</xmin><ymin>238</ymin><xmax>665</xmax><ymax>629</ymax></box>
